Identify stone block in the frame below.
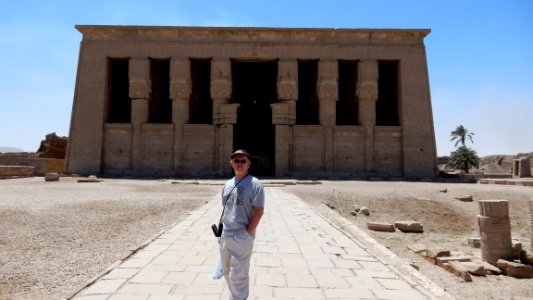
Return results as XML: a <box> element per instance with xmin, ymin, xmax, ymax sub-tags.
<box><xmin>406</xmin><ymin>243</ymin><xmax>427</xmax><ymax>254</ymax></box>
<box><xmin>455</xmin><ymin>195</ymin><xmax>473</xmax><ymax>202</ymax></box>
<box><xmin>452</xmin><ymin>261</ymin><xmax>486</xmax><ymax>276</ymax></box>
<box><xmin>436</xmin><ymin>256</ymin><xmax>471</xmax><ymax>267</ymax></box>
<box><xmin>441</xmin><ymin>262</ymin><xmax>472</xmax><ymax>282</ymax></box>
<box><xmin>0</xmin><ymin>165</ymin><xmax>35</xmax><ymax>178</ymax></box>
<box><xmin>512</xmin><ymin>240</ymin><xmax>523</xmax><ymax>259</ymax></box>
<box><xmin>467</xmin><ymin>237</ymin><xmax>481</xmax><ymax>248</ymax></box>
<box><xmin>366</xmin><ymin>222</ymin><xmax>395</xmax><ymax>232</ymax></box>
<box><xmin>44</xmin><ymin>172</ymin><xmax>60</xmax><ymax>181</ymax></box>
<box><xmin>497</xmin><ymin>259</ymin><xmax>533</xmax><ymax>278</ymax></box>
<box><xmin>426</xmin><ymin>249</ymin><xmax>450</xmax><ymax>259</ymax></box>
<box><xmin>359</xmin><ymin>206</ymin><xmax>369</xmax><ymax>216</ymax></box>
<box><xmin>394</xmin><ymin>221</ymin><xmax>424</xmax><ymax>233</ymax></box>
<box><xmin>471</xmin><ymin>259</ymin><xmax>502</xmax><ymax>274</ymax></box>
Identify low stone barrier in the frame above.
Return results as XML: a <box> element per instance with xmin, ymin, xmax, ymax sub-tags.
<box><xmin>0</xmin><ymin>165</ymin><xmax>35</xmax><ymax>178</ymax></box>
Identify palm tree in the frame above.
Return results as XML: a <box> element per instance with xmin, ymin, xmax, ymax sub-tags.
<box><xmin>450</xmin><ymin>125</ymin><xmax>475</xmax><ymax>147</ymax></box>
<box><xmin>446</xmin><ymin>146</ymin><xmax>480</xmax><ymax>173</ymax></box>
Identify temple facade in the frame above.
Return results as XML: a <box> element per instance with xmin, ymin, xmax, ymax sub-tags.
<box><xmin>66</xmin><ymin>26</ymin><xmax>438</xmax><ymax>178</ymax></box>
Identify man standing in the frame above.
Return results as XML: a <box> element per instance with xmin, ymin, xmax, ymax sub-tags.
<box><xmin>220</xmin><ymin>149</ymin><xmax>265</xmax><ymax>300</ymax></box>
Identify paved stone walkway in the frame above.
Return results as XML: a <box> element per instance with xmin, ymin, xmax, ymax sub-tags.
<box><xmin>72</xmin><ymin>187</ymin><xmax>452</xmax><ymax>300</ymax></box>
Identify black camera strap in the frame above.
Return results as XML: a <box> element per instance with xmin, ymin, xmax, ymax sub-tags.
<box><xmin>218</xmin><ymin>174</ymin><xmax>249</xmax><ymax>222</ymax></box>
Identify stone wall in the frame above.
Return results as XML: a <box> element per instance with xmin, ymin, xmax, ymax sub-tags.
<box><xmin>66</xmin><ymin>26</ymin><xmax>438</xmax><ymax>179</ymax></box>
<box><xmin>0</xmin><ymin>153</ymin><xmax>64</xmax><ymax>176</ymax></box>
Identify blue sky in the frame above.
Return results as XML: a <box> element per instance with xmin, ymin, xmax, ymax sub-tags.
<box><xmin>0</xmin><ymin>0</ymin><xmax>531</xmax><ymax>156</ymax></box>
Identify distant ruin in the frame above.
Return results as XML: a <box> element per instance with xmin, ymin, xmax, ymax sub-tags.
<box><xmin>0</xmin><ymin>133</ymin><xmax>67</xmax><ymax>177</ymax></box>
<box><xmin>66</xmin><ymin>26</ymin><xmax>438</xmax><ymax>178</ymax></box>
<box><xmin>513</xmin><ymin>157</ymin><xmax>532</xmax><ymax>178</ymax></box>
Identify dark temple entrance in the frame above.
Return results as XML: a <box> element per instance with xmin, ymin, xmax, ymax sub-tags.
<box><xmin>231</xmin><ymin>60</ymin><xmax>277</xmax><ymax>177</ymax></box>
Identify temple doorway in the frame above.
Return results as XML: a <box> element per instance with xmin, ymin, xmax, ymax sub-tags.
<box><xmin>231</xmin><ymin>60</ymin><xmax>277</xmax><ymax>177</ymax></box>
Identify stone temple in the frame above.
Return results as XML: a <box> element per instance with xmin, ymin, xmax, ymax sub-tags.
<box><xmin>66</xmin><ymin>26</ymin><xmax>438</xmax><ymax>178</ymax></box>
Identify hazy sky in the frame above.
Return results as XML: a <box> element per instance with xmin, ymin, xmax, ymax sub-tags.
<box><xmin>0</xmin><ymin>0</ymin><xmax>531</xmax><ymax>156</ymax></box>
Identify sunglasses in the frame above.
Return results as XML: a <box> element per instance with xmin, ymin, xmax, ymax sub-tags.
<box><xmin>232</xmin><ymin>159</ymin><xmax>247</xmax><ymax>164</ymax></box>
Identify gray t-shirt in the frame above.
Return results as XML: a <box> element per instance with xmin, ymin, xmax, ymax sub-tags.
<box><xmin>221</xmin><ymin>175</ymin><xmax>265</xmax><ymax>237</ymax></box>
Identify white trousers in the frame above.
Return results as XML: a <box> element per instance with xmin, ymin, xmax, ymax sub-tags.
<box><xmin>220</xmin><ymin>230</ymin><xmax>255</xmax><ymax>300</ymax></box>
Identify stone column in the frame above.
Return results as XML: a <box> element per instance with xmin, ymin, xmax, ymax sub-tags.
<box><xmin>216</xmin><ymin>104</ymin><xmax>239</xmax><ymax>176</ymax></box>
<box><xmin>170</xmin><ymin>58</ymin><xmax>191</xmax><ymax>173</ymax></box>
<box><xmin>276</xmin><ymin>59</ymin><xmax>298</xmax><ymax>176</ymax></box>
<box><xmin>357</xmin><ymin>60</ymin><xmax>378</xmax><ymax>174</ymax></box>
<box><xmin>210</xmin><ymin>59</ymin><xmax>235</xmax><ymax>175</ymax></box>
<box><xmin>210</xmin><ymin>59</ymin><xmax>232</xmax><ymax>125</ymax></box>
<box><xmin>478</xmin><ymin>200</ymin><xmax>513</xmax><ymax>265</ymax></box>
<box><xmin>277</xmin><ymin>59</ymin><xmax>298</xmax><ymax>125</ymax></box>
<box><xmin>317</xmin><ymin>60</ymin><xmax>338</xmax><ymax>126</ymax></box>
<box><xmin>217</xmin><ymin>124</ymin><xmax>234</xmax><ymax>176</ymax></box>
<box><xmin>318</xmin><ymin>60</ymin><xmax>337</xmax><ymax>173</ymax></box>
<box><xmin>274</xmin><ymin>125</ymin><xmax>290</xmax><ymax>177</ymax></box>
<box><xmin>129</xmin><ymin>58</ymin><xmax>151</xmax><ymax>171</ymax></box>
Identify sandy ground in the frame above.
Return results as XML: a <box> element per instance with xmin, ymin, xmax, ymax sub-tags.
<box><xmin>0</xmin><ymin>177</ymin><xmax>532</xmax><ymax>299</ymax></box>
<box><xmin>0</xmin><ymin>177</ymin><xmax>222</xmax><ymax>300</ymax></box>
<box><xmin>286</xmin><ymin>181</ymin><xmax>533</xmax><ymax>300</ymax></box>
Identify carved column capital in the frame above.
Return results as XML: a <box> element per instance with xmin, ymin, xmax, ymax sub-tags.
<box><xmin>129</xmin><ymin>58</ymin><xmax>151</xmax><ymax>99</ymax></box>
<box><xmin>170</xmin><ymin>58</ymin><xmax>191</xmax><ymax>100</ymax></box>
<box><xmin>357</xmin><ymin>60</ymin><xmax>378</xmax><ymax>102</ymax></box>
<box><xmin>210</xmin><ymin>59</ymin><xmax>232</xmax><ymax>101</ymax></box>
<box><xmin>277</xmin><ymin>60</ymin><xmax>298</xmax><ymax>101</ymax></box>
<box><xmin>318</xmin><ymin>60</ymin><xmax>338</xmax><ymax>126</ymax></box>
<box><xmin>318</xmin><ymin>60</ymin><xmax>338</xmax><ymax>102</ymax></box>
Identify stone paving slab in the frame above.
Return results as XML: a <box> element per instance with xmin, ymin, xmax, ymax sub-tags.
<box><xmin>71</xmin><ymin>187</ymin><xmax>453</xmax><ymax>300</ymax></box>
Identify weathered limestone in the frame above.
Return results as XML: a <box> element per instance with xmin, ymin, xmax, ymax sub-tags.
<box><xmin>394</xmin><ymin>221</ymin><xmax>424</xmax><ymax>233</ymax></box>
<box><xmin>367</xmin><ymin>222</ymin><xmax>395</xmax><ymax>232</ymax></box>
<box><xmin>455</xmin><ymin>195</ymin><xmax>473</xmax><ymax>202</ymax></box>
<box><xmin>478</xmin><ymin>200</ymin><xmax>513</xmax><ymax>265</ymax></box>
<box><xmin>44</xmin><ymin>172</ymin><xmax>60</xmax><ymax>181</ymax></box>
<box><xmin>0</xmin><ymin>165</ymin><xmax>35</xmax><ymax>178</ymax></box>
<box><xmin>467</xmin><ymin>237</ymin><xmax>481</xmax><ymax>248</ymax></box>
<box><xmin>66</xmin><ymin>26</ymin><xmax>438</xmax><ymax>178</ymax></box>
<box><xmin>37</xmin><ymin>133</ymin><xmax>68</xmax><ymax>159</ymax></box>
<box><xmin>497</xmin><ymin>259</ymin><xmax>533</xmax><ymax>278</ymax></box>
